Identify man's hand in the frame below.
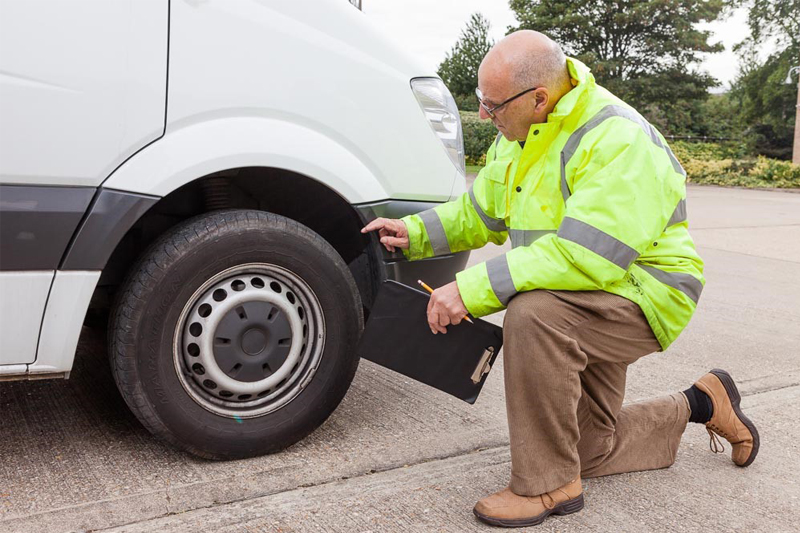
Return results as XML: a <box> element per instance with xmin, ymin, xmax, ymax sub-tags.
<box><xmin>361</xmin><ymin>217</ymin><xmax>409</xmax><ymax>252</ymax></box>
<box><xmin>427</xmin><ymin>280</ymin><xmax>468</xmax><ymax>334</ymax></box>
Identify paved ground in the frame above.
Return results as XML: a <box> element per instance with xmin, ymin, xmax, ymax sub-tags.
<box><xmin>1</xmin><ymin>184</ymin><xmax>799</xmax><ymax>532</ymax></box>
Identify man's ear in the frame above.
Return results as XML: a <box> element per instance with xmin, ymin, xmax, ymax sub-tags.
<box><xmin>534</xmin><ymin>89</ymin><xmax>550</xmax><ymax>113</ymax></box>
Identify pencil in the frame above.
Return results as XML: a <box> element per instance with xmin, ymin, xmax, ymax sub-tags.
<box><xmin>417</xmin><ymin>279</ymin><xmax>474</xmax><ymax>324</ymax></box>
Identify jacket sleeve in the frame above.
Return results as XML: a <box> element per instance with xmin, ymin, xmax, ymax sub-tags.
<box><xmin>455</xmin><ymin>123</ymin><xmax>675</xmax><ymax>317</ymax></box>
<box><xmin>400</xmin><ymin>142</ymin><xmax>508</xmax><ymax>261</ymax></box>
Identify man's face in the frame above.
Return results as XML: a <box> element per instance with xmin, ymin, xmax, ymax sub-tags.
<box><xmin>477</xmin><ymin>64</ymin><xmax>542</xmax><ymax>142</ymax></box>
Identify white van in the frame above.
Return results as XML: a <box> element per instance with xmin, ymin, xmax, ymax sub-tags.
<box><xmin>0</xmin><ymin>0</ymin><xmax>468</xmax><ymax>458</ymax></box>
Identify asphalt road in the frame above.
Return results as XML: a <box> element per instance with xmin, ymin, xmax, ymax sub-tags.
<box><xmin>1</xmin><ymin>184</ymin><xmax>799</xmax><ymax>532</ymax></box>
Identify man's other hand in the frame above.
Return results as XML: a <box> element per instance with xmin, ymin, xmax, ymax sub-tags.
<box><xmin>361</xmin><ymin>218</ymin><xmax>409</xmax><ymax>252</ymax></box>
<box><xmin>427</xmin><ymin>280</ymin><xmax>468</xmax><ymax>335</ymax></box>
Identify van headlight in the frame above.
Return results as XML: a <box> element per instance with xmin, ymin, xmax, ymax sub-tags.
<box><xmin>410</xmin><ymin>78</ymin><xmax>465</xmax><ymax>175</ymax></box>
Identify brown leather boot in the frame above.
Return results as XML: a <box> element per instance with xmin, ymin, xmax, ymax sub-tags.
<box><xmin>473</xmin><ymin>478</ymin><xmax>583</xmax><ymax>527</ymax></box>
<box><xmin>694</xmin><ymin>369</ymin><xmax>759</xmax><ymax>467</ymax></box>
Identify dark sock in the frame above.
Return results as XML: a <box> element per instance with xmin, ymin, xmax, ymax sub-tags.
<box><xmin>683</xmin><ymin>385</ymin><xmax>713</xmax><ymax>424</ymax></box>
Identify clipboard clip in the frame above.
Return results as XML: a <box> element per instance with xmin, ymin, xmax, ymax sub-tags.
<box><xmin>470</xmin><ymin>347</ymin><xmax>495</xmax><ymax>384</ymax></box>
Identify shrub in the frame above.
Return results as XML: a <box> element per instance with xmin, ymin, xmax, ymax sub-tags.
<box><xmin>460</xmin><ymin>111</ymin><xmax>496</xmax><ymax>165</ymax></box>
<box><xmin>670</xmin><ymin>140</ymin><xmax>751</xmax><ymax>161</ymax></box>
<box><xmin>674</xmin><ymin>141</ymin><xmax>800</xmax><ymax>189</ymax></box>
<box><xmin>458</xmin><ymin>128</ymin><xmax>800</xmax><ymax>189</ymax></box>
<box><xmin>454</xmin><ymin>93</ymin><xmax>479</xmax><ymax>112</ymax></box>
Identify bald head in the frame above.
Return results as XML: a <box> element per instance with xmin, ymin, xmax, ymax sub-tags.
<box><xmin>476</xmin><ymin>30</ymin><xmax>573</xmax><ymax>140</ymax></box>
<box><xmin>480</xmin><ymin>30</ymin><xmax>571</xmax><ymax>94</ymax></box>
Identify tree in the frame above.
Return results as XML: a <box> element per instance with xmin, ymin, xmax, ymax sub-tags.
<box><xmin>731</xmin><ymin>0</ymin><xmax>799</xmax><ymax>159</ymax></box>
<box><xmin>743</xmin><ymin>0</ymin><xmax>799</xmax><ymax>50</ymax></box>
<box><xmin>438</xmin><ymin>13</ymin><xmax>494</xmax><ymax>111</ymax></box>
<box><xmin>508</xmin><ymin>0</ymin><xmax>725</xmax><ymax>134</ymax></box>
<box><xmin>693</xmin><ymin>92</ymin><xmax>746</xmax><ymax>141</ymax></box>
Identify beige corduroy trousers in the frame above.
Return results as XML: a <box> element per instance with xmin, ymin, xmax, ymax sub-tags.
<box><xmin>502</xmin><ymin>289</ymin><xmax>691</xmax><ymax>496</ymax></box>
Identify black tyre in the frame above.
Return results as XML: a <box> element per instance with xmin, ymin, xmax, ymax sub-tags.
<box><xmin>109</xmin><ymin>209</ymin><xmax>363</xmax><ymax>459</ymax></box>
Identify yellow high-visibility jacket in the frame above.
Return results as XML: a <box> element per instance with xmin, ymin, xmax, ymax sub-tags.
<box><xmin>402</xmin><ymin>58</ymin><xmax>704</xmax><ymax>350</ymax></box>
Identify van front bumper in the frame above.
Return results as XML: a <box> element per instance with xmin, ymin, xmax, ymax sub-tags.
<box><xmin>354</xmin><ymin>200</ymin><xmax>469</xmax><ymax>295</ymax></box>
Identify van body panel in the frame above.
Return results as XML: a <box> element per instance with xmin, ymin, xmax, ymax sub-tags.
<box><xmin>145</xmin><ymin>0</ymin><xmax>459</xmax><ymax>202</ymax></box>
<box><xmin>102</xmin><ymin>116</ymin><xmax>392</xmax><ymax>202</ymax></box>
<box><xmin>33</xmin><ymin>271</ymin><xmax>101</xmax><ymax>372</ymax></box>
<box><xmin>0</xmin><ymin>0</ymin><xmax>168</xmax><ymax>187</ymax></box>
<box><xmin>0</xmin><ymin>271</ymin><xmax>53</xmax><ymax>365</ymax></box>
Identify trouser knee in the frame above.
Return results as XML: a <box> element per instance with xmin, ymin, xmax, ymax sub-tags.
<box><xmin>503</xmin><ymin>291</ymin><xmax>560</xmax><ymax>352</ymax></box>
<box><xmin>577</xmin><ymin>430</ymin><xmax>615</xmax><ymax>476</ymax></box>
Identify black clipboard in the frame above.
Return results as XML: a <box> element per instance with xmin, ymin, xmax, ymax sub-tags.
<box><xmin>357</xmin><ymin>280</ymin><xmax>503</xmax><ymax>404</ymax></box>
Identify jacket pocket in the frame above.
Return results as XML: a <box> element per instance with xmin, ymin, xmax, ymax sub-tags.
<box><xmin>474</xmin><ymin>159</ymin><xmax>512</xmax><ymax>221</ymax></box>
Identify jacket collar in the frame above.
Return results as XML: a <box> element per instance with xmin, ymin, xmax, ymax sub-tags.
<box><xmin>546</xmin><ymin>57</ymin><xmax>594</xmax><ymax>123</ymax></box>
<box><xmin>513</xmin><ymin>59</ymin><xmax>594</xmax><ymax>180</ymax></box>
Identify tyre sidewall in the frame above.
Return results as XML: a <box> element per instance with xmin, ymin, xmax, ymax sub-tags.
<box><xmin>120</xmin><ymin>211</ymin><xmax>361</xmax><ymax>458</ymax></box>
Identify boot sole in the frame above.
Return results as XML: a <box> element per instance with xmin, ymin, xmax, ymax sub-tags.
<box><xmin>473</xmin><ymin>493</ymin><xmax>584</xmax><ymax>528</ymax></box>
<box><xmin>710</xmin><ymin>368</ymin><xmax>760</xmax><ymax>467</ymax></box>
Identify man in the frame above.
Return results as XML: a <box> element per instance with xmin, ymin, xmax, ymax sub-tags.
<box><xmin>362</xmin><ymin>31</ymin><xmax>759</xmax><ymax>528</ymax></box>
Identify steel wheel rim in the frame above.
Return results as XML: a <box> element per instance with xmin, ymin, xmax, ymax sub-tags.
<box><xmin>173</xmin><ymin>263</ymin><xmax>325</xmax><ymax>418</ymax></box>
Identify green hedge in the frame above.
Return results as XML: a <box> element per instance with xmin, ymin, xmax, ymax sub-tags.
<box><xmin>672</xmin><ymin>141</ymin><xmax>800</xmax><ymax>189</ymax></box>
<box><xmin>460</xmin><ymin>111</ymin><xmax>496</xmax><ymax>166</ymax></box>
<box><xmin>459</xmin><ymin>121</ymin><xmax>800</xmax><ymax>189</ymax></box>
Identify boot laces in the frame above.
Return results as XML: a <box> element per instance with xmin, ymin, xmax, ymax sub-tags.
<box><xmin>707</xmin><ymin>427</ymin><xmax>726</xmax><ymax>454</ymax></box>
<box><xmin>541</xmin><ymin>492</ymin><xmax>556</xmax><ymax>510</ymax></box>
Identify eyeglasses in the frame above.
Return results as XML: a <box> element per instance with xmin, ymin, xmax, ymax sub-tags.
<box><xmin>475</xmin><ymin>86</ymin><xmax>540</xmax><ymax>118</ymax></box>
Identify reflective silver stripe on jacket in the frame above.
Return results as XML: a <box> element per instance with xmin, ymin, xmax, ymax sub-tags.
<box><xmin>417</xmin><ymin>209</ymin><xmax>450</xmax><ymax>256</ymax></box>
<box><xmin>509</xmin><ymin>229</ymin><xmax>555</xmax><ymax>248</ymax></box>
<box><xmin>557</xmin><ymin>217</ymin><xmax>638</xmax><ymax>270</ymax></box>
<box><xmin>486</xmin><ymin>254</ymin><xmax>516</xmax><ymax>305</ymax></box>
<box><xmin>666</xmin><ymin>198</ymin><xmax>687</xmax><ymax>228</ymax></box>
<box><xmin>469</xmin><ymin>186</ymin><xmax>507</xmax><ymax>233</ymax></box>
<box><xmin>560</xmin><ymin>104</ymin><xmax>686</xmax><ymax>202</ymax></box>
<box><xmin>638</xmin><ymin>264</ymin><xmax>703</xmax><ymax>304</ymax></box>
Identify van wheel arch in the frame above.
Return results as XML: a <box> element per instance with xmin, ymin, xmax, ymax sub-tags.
<box><xmin>85</xmin><ymin>167</ymin><xmax>382</xmax><ymax>330</ymax></box>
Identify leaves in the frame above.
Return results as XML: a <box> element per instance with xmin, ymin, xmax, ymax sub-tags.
<box><xmin>731</xmin><ymin>0</ymin><xmax>799</xmax><ymax>159</ymax></box>
<box><xmin>437</xmin><ymin>13</ymin><xmax>494</xmax><ymax>109</ymax></box>
<box><xmin>745</xmin><ymin>0</ymin><xmax>800</xmax><ymax>49</ymax></box>
<box><xmin>460</xmin><ymin>111</ymin><xmax>497</xmax><ymax>164</ymax></box>
<box><xmin>508</xmin><ymin>0</ymin><xmax>725</xmax><ymax>133</ymax></box>
<box><xmin>674</xmin><ymin>140</ymin><xmax>800</xmax><ymax>187</ymax></box>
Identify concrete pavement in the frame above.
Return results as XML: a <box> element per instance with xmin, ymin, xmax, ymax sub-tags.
<box><xmin>1</xmin><ymin>184</ymin><xmax>799</xmax><ymax>532</ymax></box>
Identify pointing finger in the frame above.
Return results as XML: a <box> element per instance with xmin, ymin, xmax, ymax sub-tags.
<box><xmin>361</xmin><ymin>218</ymin><xmax>387</xmax><ymax>233</ymax></box>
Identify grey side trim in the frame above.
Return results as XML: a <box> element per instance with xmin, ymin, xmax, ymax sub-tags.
<box><xmin>354</xmin><ymin>199</ymin><xmax>445</xmax><ymax>223</ymax></box>
<box><xmin>557</xmin><ymin>217</ymin><xmax>638</xmax><ymax>270</ymax></box>
<box><xmin>417</xmin><ymin>208</ymin><xmax>451</xmax><ymax>256</ymax></box>
<box><xmin>468</xmin><ymin>186</ymin><xmax>507</xmax><ymax>233</ymax></box>
<box><xmin>666</xmin><ymin>198</ymin><xmax>687</xmax><ymax>228</ymax></box>
<box><xmin>560</xmin><ymin>104</ymin><xmax>686</xmax><ymax>202</ymax></box>
<box><xmin>638</xmin><ymin>264</ymin><xmax>703</xmax><ymax>304</ymax></box>
<box><xmin>0</xmin><ymin>185</ymin><xmax>95</xmax><ymax>270</ymax></box>
<box><xmin>354</xmin><ymin>199</ymin><xmax>455</xmax><ymax>264</ymax></box>
<box><xmin>486</xmin><ymin>254</ymin><xmax>517</xmax><ymax>306</ymax></box>
<box><xmin>509</xmin><ymin>229</ymin><xmax>555</xmax><ymax>248</ymax></box>
<box><xmin>384</xmin><ymin>251</ymin><xmax>470</xmax><ymax>291</ymax></box>
<box><xmin>353</xmin><ymin>199</ymin><xmax>468</xmax><ymax>310</ymax></box>
<box><xmin>60</xmin><ymin>188</ymin><xmax>159</xmax><ymax>270</ymax></box>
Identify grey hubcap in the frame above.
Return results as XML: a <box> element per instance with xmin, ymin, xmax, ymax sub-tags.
<box><xmin>173</xmin><ymin>263</ymin><xmax>325</xmax><ymax>418</ymax></box>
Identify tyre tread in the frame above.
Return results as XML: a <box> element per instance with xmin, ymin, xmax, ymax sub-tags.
<box><xmin>109</xmin><ymin>209</ymin><xmax>362</xmax><ymax>459</ymax></box>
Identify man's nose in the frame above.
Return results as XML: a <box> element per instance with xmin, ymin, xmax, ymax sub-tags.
<box><xmin>478</xmin><ymin>105</ymin><xmax>489</xmax><ymax>120</ymax></box>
